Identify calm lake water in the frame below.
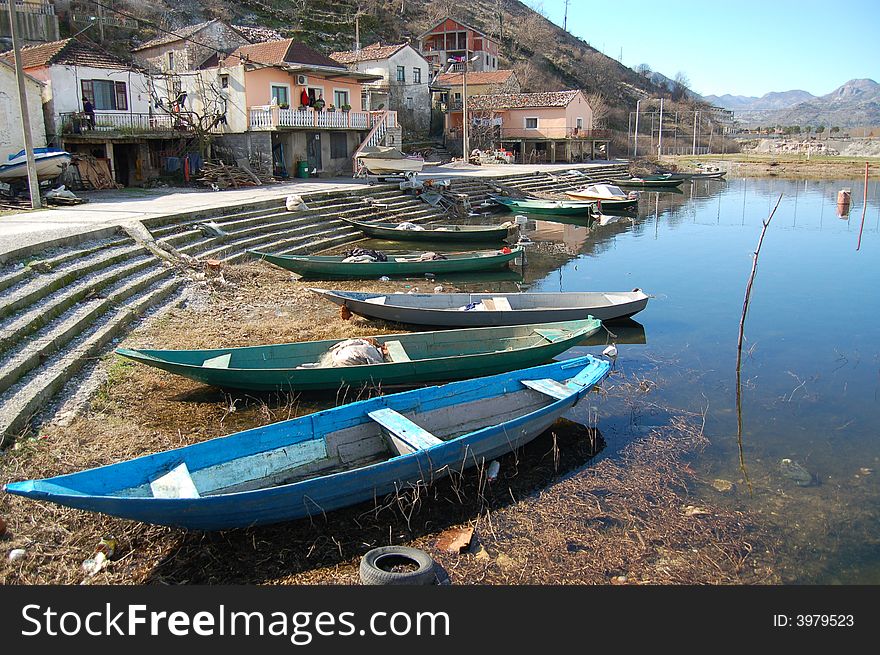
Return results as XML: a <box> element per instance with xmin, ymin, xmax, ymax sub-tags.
<box><xmin>504</xmin><ymin>176</ymin><xmax>880</xmax><ymax>584</ymax></box>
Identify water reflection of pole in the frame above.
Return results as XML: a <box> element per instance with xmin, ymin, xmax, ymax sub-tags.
<box><xmin>654</xmin><ymin>192</ymin><xmax>659</xmax><ymax>239</ymax></box>
<box><xmin>741</xmin><ymin>177</ymin><xmax>747</xmax><ymax>225</ymax></box>
<box><xmin>857</xmin><ymin>162</ymin><xmax>869</xmax><ymax>250</ymax></box>
<box><xmin>735</xmin><ymin>193</ymin><xmax>782</xmax><ymax>496</ymax></box>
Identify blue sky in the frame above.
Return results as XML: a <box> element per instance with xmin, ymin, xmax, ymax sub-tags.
<box><xmin>532</xmin><ymin>0</ymin><xmax>880</xmax><ymax>97</ymax></box>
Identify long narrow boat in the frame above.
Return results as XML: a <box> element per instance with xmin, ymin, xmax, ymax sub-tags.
<box><xmin>565</xmin><ymin>183</ymin><xmax>640</xmax><ymax>209</ymax></box>
<box><xmin>249</xmin><ymin>247</ymin><xmax>522</xmax><ymax>279</ymax></box>
<box><xmin>311</xmin><ymin>288</ymin><xmax>650</xmax><ymax>326</ymax></box>
<box><xmin>656</xmin><ymin>170</ymin><xmax>726</xmax><ymax>180</ymax></box>
<box><xmin>608</xmin><ymin>175</ymin><xmax>685</xmax><ymax>188</ymax></box>
<box><xmin>115</xmin><ymin>319</ymin><xmax>601</xmax><ymax>391</ymax></box>
<box><xmin>490</xmin><ymin>195</ymin><xmax>596</xmax><ymax>216</ymax></box>
<box><xmin>340</xmin><ymin>217</ymin><xmax>516</xmax><ymax>243</ymax></box>
<box><xmin>4</xmin><ymin>356</ymin><xmax>612</xmax><ymax>530</ymax></box>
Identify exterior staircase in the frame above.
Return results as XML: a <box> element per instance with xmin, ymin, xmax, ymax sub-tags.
<box><xmin>351</xmin><ymin>110</ymin><xmax>402</xmax><ymax>174</ymax></box>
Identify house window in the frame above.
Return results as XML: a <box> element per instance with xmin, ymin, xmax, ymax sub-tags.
<box><xmin>404</xmin><ymin>97</ymin><xmax>413</xmax><ymax>109</ymax></box>
<box><xmin>454</xmin><ymin>92</ymin><xmax>462</xmax><ymax>102</ymax></box>
<box><xmin>576</xmin><ymin>117</ymin><xmax>584</xmax><ymax>130</ymax></box>
<box><xmin>333</xmin><ymin>89</ymin><xmax>349</xmax><ymax>109</ymax></box>
<box><xmin>361</xmin><ymin>91</ymin><xmax>368</xmax><ymax>110</ymax></box>
<box><xmin>168</xmin><ymin>52</ymin><xmax>174</xmax><ymax>69</ymax></box>
<box><xmin>81</xmin><ymin>79</ymin><xmax>128</xmax><ymax>111</ymax></box>
<box><xmin>271</xmin><ymin>84</ymin><xmax>290</xmax><ymax>107</ymax></box>
<box><xmin>219</xmin><ymin>74</ymin><xmax>229</xmax><ymax>88</ymax></box>
<box><xmin>485</xmin><ymin>54</ymin><xmax>489</xmax><ymax>66</ymax></box>
<box><xmin>330</xmin><ymin>133</ymin><xmax>348</xmax><ymax>159</ymax></box>
<box><xmin>307</xmin><ymin>87</ymin><xmax>325</xmax><ymax>106</ymax></box>
<box><xmin>413</xmin><ymin>67</ymin><xmax>421</xmax><ymax>84</ymax></box>
<box><xmin>525</xmin><ymin>117</ymin><xmax>539</xmax><ymax>129</ymax></box>
<box><xmin>396</xmin><ymin>66</ymin><xmax>405</xmax><ymax>82</ymax></box>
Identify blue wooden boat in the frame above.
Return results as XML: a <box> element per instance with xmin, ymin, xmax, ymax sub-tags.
<box><xmin>3</xmin><ymin>356</ymin><xmax>611</xmax><ymax>531</ymax></box>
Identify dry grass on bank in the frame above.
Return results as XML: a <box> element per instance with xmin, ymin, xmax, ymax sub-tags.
<box><xmin>0</xmin><ymin>261</ymin><xmax>780</xmax><ymax>585</ymax></box>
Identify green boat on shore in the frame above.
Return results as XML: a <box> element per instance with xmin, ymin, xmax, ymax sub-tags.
<box><xmin>249</xmin><ymin>247</ymin><xmax>522</xmax><ymax>279</ymax></box>
<box><xmin>115</xmin><ymin>319</ymin><xmax>602</xmax><ymax>391</ymax></box>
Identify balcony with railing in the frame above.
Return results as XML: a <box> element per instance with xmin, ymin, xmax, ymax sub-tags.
<box><xmin>59</xmin><ymin>111</ymin><xmax>195</xmax><ymax>137</ymax></box>
<box><xmin>446</xmin><ymin>125</ymin><xmax>612</xmax><ymax>141</ymax></box>
<box><xmin>248</xmin><ymin>106</ymin><xmax>380</xmax><ymax>131</ymax></box>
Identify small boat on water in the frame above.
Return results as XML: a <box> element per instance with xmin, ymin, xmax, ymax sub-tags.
<box><xmin>608</xmin><ymin>175</ymin><xmax>685</xmax><ymax>188</ymax></box>
<box><xmin>4</xmin><ymin>356</ymin><xmax>612</xmax><ymax>530</ymax></box>
<box><xmin>0</xmin><ymin>147</ymin><xmax>71</xmax><ymax>182</ymax></box>
<box><xmin>340</xmin><ymin>217</ymin><xmax>516</xmax><ymax>243</ymax></box>
<box><xmin>490</xmin><ymin>195</ymin><xmax>596</xmax><ymax>216</ymax></box>
<box><xmin>655</xmin><ymin>169</ymin><xmax>726</xmax><ymax>180</ymax></box>
<box><xmin>565</xmin><ymin>183</ymin><xmax>640</xmax><ymax>209</ymax></box>
<box><xmin>115</xmin><ymin>319</ymin><xmax>601</xmax><ymax>391</ymax></box>
<box><xmin>250</xmin><ymin>247</ymin><xmax>522</xmax><ymax>279</ymax></box>
<box><xmin>311</xmin><ymin>288</ymin><xmax>650</xmax><ymax>326</ymax></box>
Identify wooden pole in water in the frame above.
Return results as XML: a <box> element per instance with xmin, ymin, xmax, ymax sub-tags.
<box><xmin>856</xmin><ymin>162</ymin><xmax>869</xmax><ymax>251</ymax></box>
<box><xmin>735</xmin><ymin>193</ymin><xmax>783</xmax><ymax>495</ymax></box>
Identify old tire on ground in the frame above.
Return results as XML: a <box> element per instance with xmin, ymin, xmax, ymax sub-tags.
<box><xmin>359</xmin><ymin>546</ymin><xmax>437</xmax><ymax>585</ymax></box>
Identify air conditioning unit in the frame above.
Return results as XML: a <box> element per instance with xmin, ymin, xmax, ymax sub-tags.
<box><xmin>296</xmin><ymin>74</ymin><xmax>308</xmax><ymax>86</ymax></box>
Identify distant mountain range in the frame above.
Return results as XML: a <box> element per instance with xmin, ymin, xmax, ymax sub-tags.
<box><xmin>702</xmin><ymin>79</ymin><xmax>880</xmax><ymax>128</ymax></box>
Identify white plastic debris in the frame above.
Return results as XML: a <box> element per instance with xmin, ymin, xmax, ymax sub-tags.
<box><xmin>8</xmin><ymin>548</ymin><xmax>26</xmax><ymax>562</ymax></box>
<box><xmin>603</xmin><ymin>344</ymin><xmax>618</xmax><ymax>358</ymax></box>
<box><xmin>195</xmin><ymin>221</ymin><xmax>228</xmax><ymax>238</ymax></box>
<box><xmin>378</xmin><ymin>276</ymin><xmax>391</xmax><ymax>281</ymax></box>
<box><xmin>487</xmin><ymin>460</ymin><xmax>500</xmax><ymax>481</ymax></box>
<box><xmin>286</xmin><ymin>194</ymin><xmax>309</xmax><ymax>211</ymax></box>
<box><xmin>433</xmin><ymin>285</ymin><xmax>444</xmax><ymax>293</ymax></box>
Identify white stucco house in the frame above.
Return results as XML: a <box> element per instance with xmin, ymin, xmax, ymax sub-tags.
<box><xmin>1</xmin><ymin>37</ymin><xmax>198</xmax><ymax>186</ymax></box>
<box><xmin>0</xmin><ymin>59</ymin><xmax>47</xmax><ymax>163</ymax></box>
<box><xmin>330</xmin><ymin>42</ymin><xmax>432</xmax><ymax>134</ymax></box>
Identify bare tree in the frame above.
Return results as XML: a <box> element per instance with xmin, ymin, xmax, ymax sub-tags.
<box><xmin>635</xmin><ymin>63</ymin><xmax>652</xmax><ymax>77</ymax></box>
<box><xmin>587</xmin><ymin>92</ymin><xmax>610</xmax><ymax>128</ymax></box>
<box><xmin>672</xmin><ymin>71</ymin><xmax>691</xmax><ymax>101</ymax></box>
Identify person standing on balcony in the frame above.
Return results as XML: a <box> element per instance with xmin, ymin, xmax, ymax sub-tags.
<box><xmin>313</xmin><ymin>93</ymin><xmax>325</xmax><ymax>111</ymax></box>
<box><xmin>82</xmin><ymin>96</ymin><xmax>95</xmax><ymax>130</ymax></box>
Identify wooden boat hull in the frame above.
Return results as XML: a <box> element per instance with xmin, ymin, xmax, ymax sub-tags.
<box><xmin>249</xmin><ymin>247</ymin><xmax>521</xmax><ymax>279</ymax></box>
<box><xmin>565</xmin><ymin>192</ymin><xmax>638</xmax><ymax>209</ymax></box>
<box><xmin>311</xmin><ymin>289</ymin><xmax>650</xmax><ymax>326</ymax></box>
<box><xmin>357</xmin><ymin>157</ymin><xmax>424</xmax><ymax>175</ymax></box>
<box><xmin>608</xmin><ymin>177</ymin><xmax>685</xmax><ymax>188</ymax></box>
<box><xmin>4</xmin><ymin>357</ymin><xmax>612</xmax><ymax>530</ymax></box>
<box><xmin>341</xmin><ymin>217</ymin><xmax>515</xmax><ymax>243</ymax></box>
<box><xmin>490</xmin><ymin>195</ymin><xmax>595</xmax><ymax>216</ymax></box>
<box><xmin>115</xmin><ymin>319</ymin><xmax>601</xmax><ymax>391</ymax></box>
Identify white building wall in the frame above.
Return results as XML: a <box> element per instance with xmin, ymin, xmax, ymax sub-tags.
<box><xmin>0</xmin><ymin>64</ymin><xmax>47</xmax><ymax>161</ymax></box>
<box><xmin>46</xmin><ymin>64</ymin><xmax>153</xmax><ymax>131</ymax></box>
<box><xmin>178</xmin><ymin>63</ymin><xmax>249</xmax><ymax>134</ymax></box>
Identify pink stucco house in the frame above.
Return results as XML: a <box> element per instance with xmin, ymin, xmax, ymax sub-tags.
<box><xmin>446</xmin><ymin>90</ymin><xmax>611</xmax><ymax>162</ymax></box>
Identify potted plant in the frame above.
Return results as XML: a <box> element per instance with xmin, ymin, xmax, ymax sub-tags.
<box><xmin>341</xmin><ymin>103</ymin><xmax>351</xmax><ymax>112</ymax></box>
<box><xmin>279</xmin><ymin>103</ymin><xmax>290</xmax><ymax>109</ymax></box>
<box><xmin>327</xmin><ymin>104</ymin><xmax>336</xmax><ymax>112</ymax></box>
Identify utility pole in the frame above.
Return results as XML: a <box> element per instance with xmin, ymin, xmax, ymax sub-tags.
<box><xmin>8</xmin><ymin>0</ymin><xmax>42</xmax><ymax>209</ymax></box>
<box><xmin>692</xmin><ymin>110</ymin><xmax>699</xmax><ymax>155</ymax></box>
<box><xmin>657</xmin><ymin>98</ymin><xmax>664</xmax><ymax>159</ymax></box>
<box><xmin>462</xmin><ymin>51</ymin><xmax>469</xmax><ymax>160</ymax></box>
<box><xmin>633</xmin><ymin>99</ymin><xmax>641</xmax><ymax>158</ymax></box>
<box><xmin>354</xmin><ymin>12</ymin><xmax>361</xmax><ymax>51</ymax></box>
<box><xmin>563</xmin><ymin>0</ymin><xmax>570</xmax><ymax>32</ymax></box>
<box><xmin>97</xmin><ymin>1</ymin><xmax>105</xmax><ymax>43</ymax></box>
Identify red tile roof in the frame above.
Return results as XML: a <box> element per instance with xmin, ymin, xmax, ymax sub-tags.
<box><xmin>223</xmin><ymin>38</ymin><xmax>345</xmax><ymax>69</ymax></box>
<box><xmin>466</xmin><ymin>90</ymin><xmax>581</xmax><ymax>110</ymax></box>
<box><xmin>0</xmin><ymin>38</ymin><xmax>133</xmax><ymax>71</ymax></box>
<box><xmin>436</xmin><ymin>70</ymin><xmax>515</xmax><ymax>86</ymax></box>
<box><xmin>330</xmin><ymin>43</ymin><xmax>407</xmax><ymax>64</ymax></box>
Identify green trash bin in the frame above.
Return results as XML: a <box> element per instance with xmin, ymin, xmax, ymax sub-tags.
<box><xmin>296</xmin><ymin>161</ymin><xmax>310</xmax><ymax>178</ymax></box>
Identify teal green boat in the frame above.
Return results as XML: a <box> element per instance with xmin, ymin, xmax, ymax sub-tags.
<box><xmin>250</xmin><ymin>247</ymin><xmax>522</xmax><ymax>279</ymax></box>
<box><xmin>115</xmin><ymin>319</ymin><xmax>602</xmax><ymax>391</ymax></box>
<box><xmin>608</xmin><ymin>175</ymin><xmax>685</xmax><ymax>188</ymax></box>
<box><xmin>490</xmin><ymin>195</ymin><xmax>596</xmax><ymax>216</ymax></box>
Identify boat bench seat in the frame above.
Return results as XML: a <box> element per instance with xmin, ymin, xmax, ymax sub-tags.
<box><xmin>383</xmin><ymin>340</ymin><xmax>411</xmax><ymax>363</ymax></box>
<box><xmin>368</xmin><ymin>407</ymin><xmax>442</xmax><ymax>455</ymax></box>
<box><xmin>533</xmin><ymin>328</ymin><xmax>567</xmax><ymax>343</ymax></box>
<box><xmin>492</xmin><ymin>297</ymin><xmax>513</xmax><ymax>311</ymax></box>
<box><xmin>521</xmin><ymin>378</ymin><xmax>575</xmax><ymax>400</ymax></box>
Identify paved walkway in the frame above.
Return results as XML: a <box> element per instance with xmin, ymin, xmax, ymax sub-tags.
<box><xmin>0</xmin><ymin>160</ymin><xmax>625</xmax><ymax>259</ymax></box>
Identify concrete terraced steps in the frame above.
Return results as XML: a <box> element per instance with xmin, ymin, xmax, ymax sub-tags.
<box><xmin>144</xmin><ymin>185</ymin><xmax>450</xmax><ymax>263</ymax></box>
<box><xmin>447</xmin><ymin>164</ymin><xmax>630</xmax><ymax>205</ymax></box>
<box><xmin>0</xmin><ymin>232</ymin><xmax>183</xmax><ymax>445</ymax></box>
